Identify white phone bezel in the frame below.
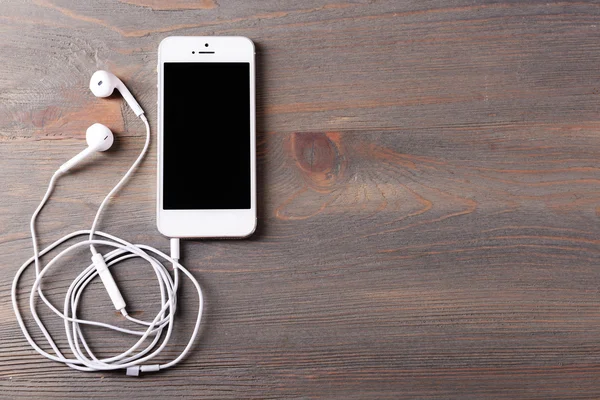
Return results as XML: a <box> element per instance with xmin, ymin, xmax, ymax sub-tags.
<box><xmin>157</xmin><ymin>36</ymin><xmax>256</xmax><ymax>238</ymax></box>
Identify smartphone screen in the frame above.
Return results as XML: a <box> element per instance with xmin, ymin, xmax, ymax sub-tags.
<box><xmin>162</xmin><ymin>62</ymin><xmax>251</xmax><ymax>210</ymax></box>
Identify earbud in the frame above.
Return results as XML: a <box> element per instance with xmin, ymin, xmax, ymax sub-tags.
<box><xmin>58</xmin><ymin>123</ymin><xmax>114</xmax><ymax>173</ymax></box>
<box><xmin>89</xmin><ymin>70</ymin><xmax>144</xmax><ymax>117</ymax></box>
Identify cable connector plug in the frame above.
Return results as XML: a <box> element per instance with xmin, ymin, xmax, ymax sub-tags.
<box><xmin>126</xmin><ymin>365</ymin><xmax>160</xmax><ymax>376</ymax></box>
<box><xmin>170</xmin><ymin>238</ymin><xmax>180</xmax><ymax>261</ymax></box>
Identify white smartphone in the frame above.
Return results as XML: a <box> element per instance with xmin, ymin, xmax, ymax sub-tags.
<box><xmin>157</xmin><ymin>36</ymin><xmax>256</xmax><ymax>238</ymax></box>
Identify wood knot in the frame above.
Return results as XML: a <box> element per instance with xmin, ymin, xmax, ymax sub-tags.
<box><xmin>290</xmin><ymin>132</ymin><xmax>344</xmax><ymax>190</ymax></box>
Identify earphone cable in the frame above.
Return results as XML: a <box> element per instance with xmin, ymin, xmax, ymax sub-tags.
<box><xmin>11</xmin><ymin>114</ymin><xmax>203</xmax><ymax>375</ymax></box>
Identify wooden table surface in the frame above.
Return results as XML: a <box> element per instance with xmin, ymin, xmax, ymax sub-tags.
<box><xmin>2</xmin><ymin>1</ymin><xmax>600</xmax><ymax>398</ymax></box>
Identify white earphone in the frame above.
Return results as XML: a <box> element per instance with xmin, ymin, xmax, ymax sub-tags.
<box><xmin>59</xmin><ymin>123</ymin><xmax>114</xmax><ymax>173</ymax></box>
<box><xmin>90</xmin><ymin>70</ymin><xmax>144</xmax><ymax>116</ymax></box>
<box><xmin>12</xmin><ymin>70</ymin><xmax>203</xmax><ymax>376</ymax></box>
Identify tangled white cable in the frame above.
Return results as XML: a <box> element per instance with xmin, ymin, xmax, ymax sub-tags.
<box><xmin>11</xmin><ymin>75</ymin><xmax>203</xmax><ymax>376</ymax></box>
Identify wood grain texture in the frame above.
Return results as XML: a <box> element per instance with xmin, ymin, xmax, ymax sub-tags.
<box><xmin>2</xmin><ymin>0</ymin><xmax>600</xmax><ymax>398</ymax></box>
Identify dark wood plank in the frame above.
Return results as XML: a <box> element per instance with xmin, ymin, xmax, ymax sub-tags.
<box><xmin>2</xmin><ymin>0</ymin><xmax>600</xmax><ymax>398</ymax></box>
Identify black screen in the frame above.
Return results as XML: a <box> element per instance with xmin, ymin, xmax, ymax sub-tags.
<box><xmin>163</xmin><ymin>62</ymin><xmax>251</xmax><ymax>209</ymax></box>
